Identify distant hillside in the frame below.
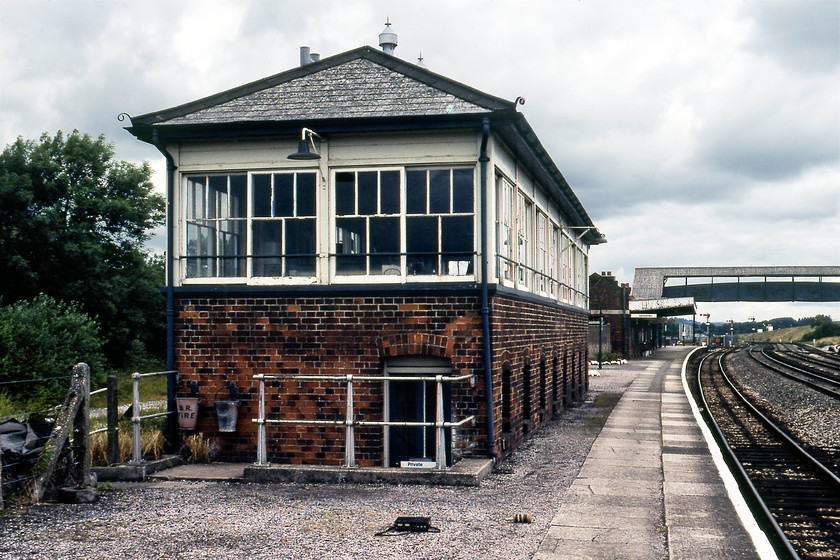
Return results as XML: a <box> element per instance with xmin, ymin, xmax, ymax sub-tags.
<box><xmin>740</xmin><ymin>326</ymin><xmax>840</xmax><ymax>347</ymax></box>
<box><xmin>739</xmin><ymin>326</ymin><xmax>812</xmax><ymax>343</ymax></box>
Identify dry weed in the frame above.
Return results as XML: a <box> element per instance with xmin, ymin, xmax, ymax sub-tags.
<box><xmin>183</xmin><ymin>433</ymin><xmax>211</xmax><ymax>463</ymax></box>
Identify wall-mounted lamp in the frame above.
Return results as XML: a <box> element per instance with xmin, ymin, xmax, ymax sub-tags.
<box><xmin>288</xmin><ymin>127</ymin><xmax>322</xmax><ymax>160</ymax></box>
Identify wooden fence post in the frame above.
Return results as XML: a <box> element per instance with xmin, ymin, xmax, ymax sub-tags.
<box><xmin>29</xmin><ymin>363</ymin><xmax>92</xmax><ymax>503</ymax></box>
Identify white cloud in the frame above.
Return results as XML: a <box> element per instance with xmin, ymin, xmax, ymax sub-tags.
<box><xmin>2</xmin><ymin>0</ymin><xmax>837</xmax><ymax>321</ymax></box>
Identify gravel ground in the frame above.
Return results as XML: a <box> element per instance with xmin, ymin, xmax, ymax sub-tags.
<box><xmin>725</xmin><ymin>349</ymin><xmax>840</xmax><ymax>450</ymax></box>
<box><xmin>0</xmin><ymin>366</ymin><xmax>637</xmax><ymax>560</ymax></box>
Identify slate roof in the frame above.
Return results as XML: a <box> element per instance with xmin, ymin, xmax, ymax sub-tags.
<box><xmin>131</xmin><ymin>46</ymin><xmax>513</xmax><ymax>127</ymax></box>
<box><xmin>127</xmin><ymin>46</ymin><xmax>603</xmax><ymax>237</ymax></box>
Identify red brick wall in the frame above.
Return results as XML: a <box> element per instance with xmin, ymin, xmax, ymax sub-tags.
<box><xmin>490</xmin><ymin>296</ymin><xmax>589</xmax><ymax>456</ymax></box>
<box><xmin>174</xmin><ymin>291</ymin><xmax>589</xmax><ymax>464</ymax></box>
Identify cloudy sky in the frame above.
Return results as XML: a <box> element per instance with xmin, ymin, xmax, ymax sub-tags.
<box><xmin>2</xmin><ymin>0</ymin><xmax>838</xmax><ymax>322</ymax></box>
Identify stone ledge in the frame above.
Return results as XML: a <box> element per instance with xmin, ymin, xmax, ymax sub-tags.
<box><xmin>92</xmin><ymin>455</ymin><xmax>182</xmax><ymax>482</ymax></box>
<box><xmin>243</xmin><ymin>458</ymin><xmax>493</xmax><ymax>486</ymax></box>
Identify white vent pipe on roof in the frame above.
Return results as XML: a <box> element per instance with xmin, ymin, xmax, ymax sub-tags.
<box><xmin>299</xmin><ymin>46</ymin><xmax>320</xmax><ymax>66</ymax></box>
<box><xmin>379</xmin><ymin>19</ymin><xmax>397</xmax><ymax>54</ymax></box>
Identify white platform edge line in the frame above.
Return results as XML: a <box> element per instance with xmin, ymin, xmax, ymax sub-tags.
<box><xmin>679</xmin><ymin>347</ymin><xmax>779</xmax><ymax>560</ymax></box>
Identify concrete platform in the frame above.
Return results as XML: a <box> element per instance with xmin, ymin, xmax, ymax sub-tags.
<box><xmin>534</xmin><ymin>346</ymin><xmax>774</xmax><ymax>560</ymax></box>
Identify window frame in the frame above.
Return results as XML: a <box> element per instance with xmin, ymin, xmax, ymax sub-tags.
<box><xmin>329</xmin><ymin>166</ymin><xmax>477</xmax><ymax>285</ymax></box>
<box><xmin>180</xmin><ymin>170</ymin><xmax>321</xmax><ymax>285</ymax></box>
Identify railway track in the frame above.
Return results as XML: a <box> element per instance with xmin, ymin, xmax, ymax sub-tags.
<box><xmin>747</xmin><ymin>343</ymin><xmax>840</xmax><ymax>399</ymax></box>
<box><xmin>693</xmin><ymin>348</ymin><xmax>840</xmax><ymax>560</ymax></box>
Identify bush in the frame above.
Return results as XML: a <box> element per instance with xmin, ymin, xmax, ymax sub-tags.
<box><xmin>799</xmin><ymin>314</ymin><xmax>840</xmax><ymax>342</ymax></box>
<box><xmin>0</xmin><ymin>294</ymin><xmax>104</xmax><ymax>408</ymax></box>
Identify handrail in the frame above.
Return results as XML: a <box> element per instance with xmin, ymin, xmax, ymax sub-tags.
<box><xmin>252</xmin><ymin>372</ymin><xmax>475</xmax><ymax>470</ymax></box>
<box><xmin>496</xmin><ymin>254</ymin><xmax>588</xmax><ymax>306</ymax></box>
<box><xmin>130</xmin><ymin>370</ymin><xmax>177</xmax><ymax>463</ymax></box>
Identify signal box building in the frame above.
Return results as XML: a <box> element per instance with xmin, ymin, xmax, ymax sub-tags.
<box><xmin>127</xmin><ymin>36</ymin><xmax>604</xmax><ymax>469</ymax></box>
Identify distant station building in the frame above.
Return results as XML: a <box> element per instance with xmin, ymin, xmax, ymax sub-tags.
<box><xmin>126</xmin><ymin>25</ymin><xmax>605</xmax><ymax>468</ymax></box>
<box><xmin>589</xmin><ymin>271</ymin><xmax>695</xmax><ymax>358</ymax></box>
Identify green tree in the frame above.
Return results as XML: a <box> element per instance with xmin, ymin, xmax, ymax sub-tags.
<box><xmin>804</xmin><ymin>314</ymin><xmax>840</xmax><ymax>341</ymax></box>
<box><xmin>0</xmin><ymin>295</ymin><xmax>104</xmax><ymax>405</ymax></box>
<box><xmin>0</xmin><ymin>131</ymin><xmax>165</xmax><ymax>367</ymax></box>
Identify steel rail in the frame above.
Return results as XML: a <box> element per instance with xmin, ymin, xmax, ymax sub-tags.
<box><xmin>747</xmin><ymin>345</ymin><xmax>840</xmax><ymax>399</ymax></box>
<box><xmin>695</xmin><ymin>350</ymin><xmax>801</xmax><ymax>560</ymax></box>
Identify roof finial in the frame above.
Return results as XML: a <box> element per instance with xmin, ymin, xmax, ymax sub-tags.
<box><xmin>379</xmin><ymin>18</ymin><xmax>398</xmax><ymax>55</ymax></box>
<box><xmin>417</xmin><ymin>51</ymin><xmax>427</xmax><ymax>69</ymax></box>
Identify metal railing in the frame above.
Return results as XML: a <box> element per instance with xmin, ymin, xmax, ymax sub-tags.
<box><xmin>253</xmin><ymin>372</ymin><xmax>476</xmax><ymax>469</ymax></box>
<box><xmin>130</xmin><ymin>370</ymin><xmax>176</xmax><ymax>463</ymax></box>
<box><xmin>496</xmin><ymin>255</ymin><xmax>588</xmax><ymax>307</ymax></box>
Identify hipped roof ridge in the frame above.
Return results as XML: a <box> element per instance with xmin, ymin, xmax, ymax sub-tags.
<box><xmin>132</xmin><ymin>46</ymin><xmax>514</xmax><ymax>125</ymax></box>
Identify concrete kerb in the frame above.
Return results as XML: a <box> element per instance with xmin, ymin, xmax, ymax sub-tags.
<box><xmin>243</xmin><ymin>457</ymin><xmax>493</xmax><ymax>486</ymax></box>
<box><xmin>91</xmin><ymin>455</ymin><xmax>182</xmax><ymax>482</ymax></box>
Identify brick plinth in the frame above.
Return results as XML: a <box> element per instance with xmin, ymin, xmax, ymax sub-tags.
<box><xmin>174</xmin><ymin>289</ymin><xmax>589</xmax><ymax>465</ymax></box>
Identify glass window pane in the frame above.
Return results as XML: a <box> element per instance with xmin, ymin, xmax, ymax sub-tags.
<box><xmin>406</xmin><ymin>170</ymin><xmax>426</xmax><ymax>214</ymax></box>
<box><xmin>406</xmin><ymin>216</ymin><xmax>437</xmax><ymax>275</ymax></box>
<box><xmin>253</xmin><ymin>221</ymin><xmax>283</xmax><ymax>277</ymax></box>
<box><xmin>369</xmin><ymin>217</ymin><xmax>399</xmax><ymax>254</ymax></box>
<box><xmin>335</xmin><ymin>218</ymin><xmax>365</xmax><ymax>255</ymax></box>
<box><xmin>186</xmin><ymin>176</ymin><xmax>205</xmax><ymax>219</ymax></box>
<box><xmin>186</xmin><ymin>220</ymin><xmax>216</xmax><ymax>278</ymax></box>
<box><xmin>370</xmin><ymin>217</ymin><xmax>400</xmax><ymax>275</ymax></box>
<box><xmin>428</xmin><ymin>169</ymin><xmax>450</xmax><ymax>214</ymax></box>
<box><xmin>358</xmin><ymin>172</ymin><xmax>377</xmax><ymax>215</ymax></box>
<box><xmin>219</xmin><ymin>220</ymin><xmax>245</xmax><ymax>276</ymax></box>
<box><xmin>229</xmin><ymin>175</ymin><xmax>246</xmax><ymax>218</ymax></box>
<box><xmin>253</xmin><ymin>221</ymin><xmax>283</xmax><ymax>256</ymax></box>
<box><xmin>273</xmin><ymin>173</ymin><xmax>294</xmax><ymax>217</ymax></box>
<box><xmin>335</xmin><ymin>172</ymin><xmax>355</xmax><ymax>216</ymax></box>
<box><xmin>296</xmin><ymin>173</ymin><xmax>316</xmax><ymax>217</ymax></box>
<box><xmin>442</xmin><ymin>216</ymin><xmax>473</xmax><ymax>253</ymax></box>
<box><xmin>285</xmin><ymin>219</ymin><xmax>316</xmax><ymax>276</ymax></box>
<box><xmin>252</xmin><ymin>174</ymin><xmax>271</xmax><ymax>217</ymax></box>
<box><xmin>452</xmin><ymin>169</ymin><xmax>474</xmax><ymax>213</ymax></box>
<box><xmin>185</xmin><ymin>222</ymin><xmax>201</xmax><ymax>256</ymax></box>
<box><xmin>336</xmin><ymin>217</ymin><xmax>366</xmax><ymax>275</ymax></box>
<box><xmin>442</xmin><ymin>216</ymin><xmax>473</xmax><ymax>276</ymax></box>
<box><xmin>380</xmin><ymin>171</ymin><xmax>399</xmax><ymax>214</ymax></box>
<box><xmin>208</xmin><ymin>176</ymin><xmax>227</xmax><ymax>219</ymax></box>
<box><xmin>219</xmin><ymin>220</ymin><xmax>245</xmax><ymax>256</ymax></box>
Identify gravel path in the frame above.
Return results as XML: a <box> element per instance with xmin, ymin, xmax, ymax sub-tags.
<box><xmin>0</xmin><ymin>366</ymin><xmax>637</xmax><ymax>560</ymax></box>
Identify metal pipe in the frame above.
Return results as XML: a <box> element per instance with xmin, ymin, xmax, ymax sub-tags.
<box><xmin>252</xmin><ymin>373</ymin><xmax>473</xmax><ymax>383</ymax></box>
<box><xmin>256</xmin><ymin>374</ymin><xmax>267</xmax><ymax>465</ymax></box>
<box><xmin>263</xmin><ymin>417</ymin><xmax>475</xmax><ymax>428</ymax></box>
<box><xmin>135</xmin><ymin>370</ymin><xmax>177</xmax><ymax>378</ymax></box>
<box><xmin>479</xmin><ymin>117</ymin><xmax>496</xmax><ymax>460</ymax></box>
<box><xmin>435</xmin><ymin>375</ymin><xmax>446</xmax><ymax>469</ymax></box>
<box><xmin>131</xmin><ymin>372</ymin><xmax>141</xmax><ymax>463</ymax></box>
<box><xmin>345</xmin><ymin>374</ymin><xmax>356</xmax><ymax>468</ymax></box>
<box><xmin>151</xmin><ymin>130</ymin><xmax>178</xmax><ymax>452</ymax></box>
